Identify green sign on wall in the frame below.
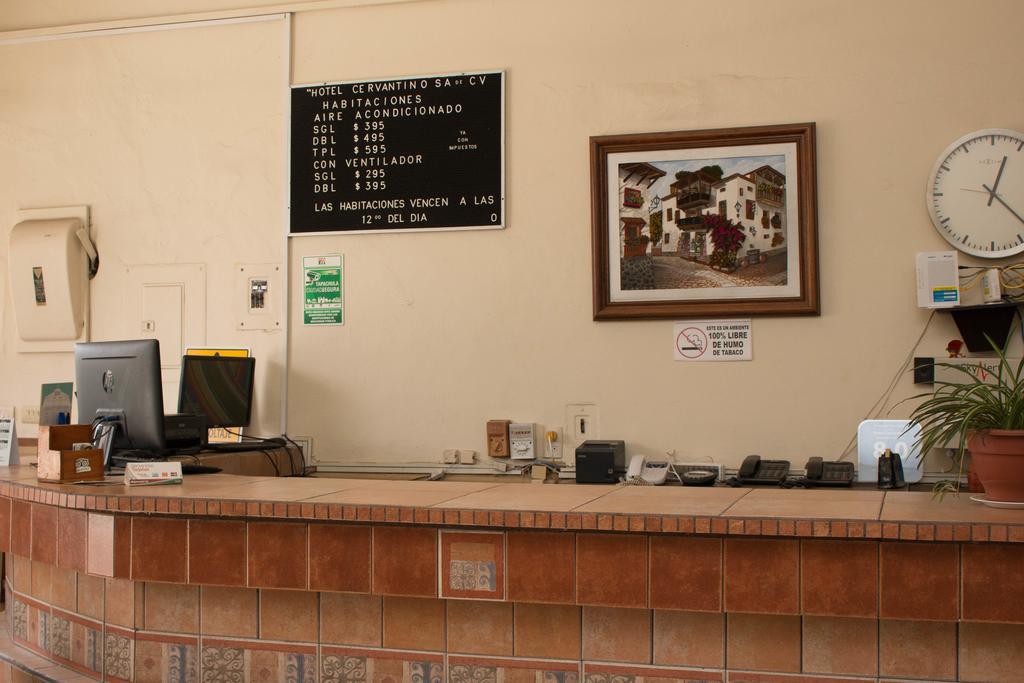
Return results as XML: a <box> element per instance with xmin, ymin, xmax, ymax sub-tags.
<box><xmin>302</xmin><ymin>254</ymin><xmax>344</xmax><ymax>325</ymax></box>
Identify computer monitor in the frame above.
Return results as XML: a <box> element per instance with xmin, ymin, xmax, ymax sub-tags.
<box><xmin>177</xmin><ymin>355</ymin><xmax>255</xmax><ymax>429</ymax></box>
<box><xmin>74</xmin><ymin>339</ymin><xmax>166</xmax><ymax>452</ymax></box>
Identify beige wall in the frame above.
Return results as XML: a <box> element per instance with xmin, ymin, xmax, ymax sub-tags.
<box><xmin>2</xmin><ymin>0</ymin><xmax>1022</xmax><ymax>470</ymax></box>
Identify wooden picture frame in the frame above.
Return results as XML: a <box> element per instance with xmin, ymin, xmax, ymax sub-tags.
<box><xmin>590</xmin><ymin>123</ymin><xmax>819</xmax><ymax>320</ymax></box>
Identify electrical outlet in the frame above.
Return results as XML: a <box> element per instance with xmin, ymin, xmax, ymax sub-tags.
<box><xmin>442</xmin><ymin>449</ymin><xmax>460</xmax><ymax>464</ymax></box>
<box><xmin>460</xmin><ymin>449</ymin><xmax>477</xmax><ymax>464</ymax></box>
<box><xmin>290</xmin><ymin>435</ymin><xmax>313</xmax><ymax>462</ymax></box>
<box><xmin>545</xmin><ymin>428</ymin><xmax>563</xmax><ymax>461</ymax></box>
<box><xmin>20</xmin><ymin>406</ymin><xmax>40</xmax><ymax>424</ymax></box>
<box><xmin>565</xmin><ymin>403</ymin><xmax>599</xmax><ymax>456</ymax></box>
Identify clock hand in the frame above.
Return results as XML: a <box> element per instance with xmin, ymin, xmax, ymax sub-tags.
<box><xmin>960</xmin><ymin>188</ymin><xmax>990</xmax><ymax>193</ymax></box>
<box><xmin>987</xmin><ymin>156</ymin><xmax>1008</xmax><ymax>206</ymax></box>
<box><xmin>983</xmin><ymin>183</ymin><xmax>1024</xmax><ymax>225</ymax></box>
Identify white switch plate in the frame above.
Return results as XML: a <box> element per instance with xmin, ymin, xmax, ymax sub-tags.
<box><xmin>235</xmin><ymin>263</ymin><xmax>283</xmax><ymax>331</ymax></box>
<box><xmin>565</xmin><ymin>403</ymin><xmax>599</xmax><ymax>458</ymax></box>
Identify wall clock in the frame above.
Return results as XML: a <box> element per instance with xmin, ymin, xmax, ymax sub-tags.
<box><xmin>927</xmin><ymin>128</ymin><xmax>1024</xmax><ymax>258</ymax></box>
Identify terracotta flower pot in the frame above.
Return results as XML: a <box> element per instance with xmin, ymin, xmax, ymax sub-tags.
<box><xmin>968</xmin><ymin>430</ymin><xmax>1024</xmax><ymax>502</ymax></box>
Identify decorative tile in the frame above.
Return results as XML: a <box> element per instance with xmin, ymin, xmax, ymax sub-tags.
<box><xmin>48</xmin><ymin>612</ymin><xmax>72</xmax><ymax>661</ymax></box>
<box><xmin>134</xmin><ymin>633</ymin><xmax>199</xmax><ymax>683</ymax></box>
<box><xmin>105</xmin><ymin>629</ymin><xmax>135</xmax><ymax>682</ymax></box>
<box><xmin>321</xmin><ymin>647</ymin><xmax>443</xmax><ymax>683</ymax></box>
<box><xmin>71</xmin><ymin>615</ymin><xmax>104</xmax><ymax>675</ymax></box>
<box><xmin>583</xmin><ymin>663</ymin><xmax>721</xmax><ymax>683</ymax></box>
<box><xmin>449</xmin><ymin>655</ymin><xmax>579</xmax><ymax>683</ymax></box>
<box><xmin>202</xmin><ymin>640</ymin><xmax>317</xmax><ymax>683</ymax></box>
<box><xmin>11</xmin><ymin>598</ymin><xmax>27</xmax><ymax>640</ymax></box>
<box><xmin>441</xmin><ymin>531</ymin><xmax>505</xmax><ymax>600</ymax></box>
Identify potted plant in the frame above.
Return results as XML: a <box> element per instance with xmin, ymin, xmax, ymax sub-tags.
<box><xmin>908</xmin><ymin>333</ymin><xmax>1024</xmax><ymax>500</ymax></box>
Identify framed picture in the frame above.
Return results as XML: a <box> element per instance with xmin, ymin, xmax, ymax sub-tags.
<box><xmin>590</xmin><ymin>123</ymin><xmax>819</xmax><ymax>319</ymax></box>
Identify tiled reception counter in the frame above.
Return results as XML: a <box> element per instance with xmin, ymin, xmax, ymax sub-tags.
<box><xmin>2</xmin><ymin>465</ymin><xmax>1024</xmax><ymax>682</ymax></box>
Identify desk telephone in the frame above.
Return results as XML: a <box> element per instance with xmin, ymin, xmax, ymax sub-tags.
<box><xmin>727</xmin><ymin>455</ymin><xmax>791</xmax><ymax>486</ymax></box>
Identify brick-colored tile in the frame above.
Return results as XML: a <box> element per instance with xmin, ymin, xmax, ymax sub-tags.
<box><xmin>50</xmin><ymin>565</ymin><xmax>77</xmax><ymax>612</ymax></box>
<box><xmin>188</xmin><ymin>520</ymin><xmax>246</xmax><ymax>586</ymax></box>
<box><xmin>105</xmin><ymin>577</ymin><xmax>138</xmax><ymax>628</ymax></box>
<box><xmin>962</xmin><ymin>544</ymin><xmax>1024</xmax><ymax>623</ymax></box>
<box><xmin>960</xmin><ymin>621</ymin><xmax>1024</xmax><ymax>683</ymax></box>
<box><xmin>11</xmin><ymin>501</ymin><xmax>31</xmax><ymax>557</ymax></box>
<box><xmin>30</xmin><ymin>504</ymin><xmax>57</xmax><ymax>564</ymax></box>
<box><xmin>77</xmin><ymin>572</ymin><xmax>104</xmax><ymax>620</ymax></box>
<box><xmin>582</xmin><ymin>606</ymin><xmax>651</xmax><ymax>664</ymax></box>
<box><xmin>0</xmin><ymin>497</ymin><xmax>10</xmax><ymax>553</ymax></box>
<box><xmin>29</xmin><ymin>560</ymin><xmax>51</xmax><ymax>602</ymax></box>
<box><xmin>576</xmin><ymin>534</ymin><xmax>647</xmax><ymax>608</ymax></box>
<box><xmin>56</xmin><ymin>508</ymin><xmax>87</xmax><ymax>573</ymax></box>
<box><xmin>727</xmin><ymin>613</ymin><xmax>800</xmax><ymax>673</ymax></box>
<box><xmin>321</xmin><ymin>593</ymin><xmax>382</xmax><ymax>646</ymax></box>
<box><xmin>802</xmin><ymin>540</ymin><xmax>877</xmax><ymax>617</ymax></box>
<box><xmin>447</xmin><ymin>599</ymin><xmax>513</xmax><ymax>655</ymax></box>
<box><xmin>725</xmin><ymin>539</ymin><xmax>799</xmax><ymax>614</ymax></box>
<box><xmin>507</xmin><ymin>531</ymin><xmax>574</xmax><ymax>604</ymax></box>
<box><xmin>373</xmin><ymin>527</ymin><xmax>437</xmax><ymax>597</ymax></box>
<box><xmin>131</xmin><ymin>518</ymin><xmax>188</xmax><ymax>583</ymax></box>
<box><xmin>382</xmin><ymin>596</ymin><xmax>445</xmax><ymax>651</ymax></box>
<box><xmin>802</xmin><ymin>616</ymin><xmax>878</xmax><ymax>677</ymax></box>
<box><xmin>879</xmin><ymin>543</ymin><xmax>958</xmax><ymax>620</ymax></box>
<box><xmin>514</xmin><ymin>602</ymin><xmax>581</xmax><ymax>660</ymax></box>
<box><xmin>259</xmin><ymin>589</ymin><xmax>317</xmax><ymax>642</ymax></box>
<box><xmin>879</xmin><ymin>619</ymin><xmax>956</xmax><ymax>681</ymax></box>
<box><xmin>200</xmin><ymin>586</ymin><xmax>258</xmax><ymax>638</ymax></box>
<box><xmin>309</xmin><ymin>524</ymin><xmax>371</xmax><ymax>593</ymax></box>
<box><xmin>653</xmin><ymin>610</ymin><xmax>723</xmax><ymax>668</ymax></box>
<box><xmin>144</xmin><ymin>582</ymin><xmax>199</xmax><ymax>633</ymax></box>
<box><xmin>650</xmin><ymin>536</ymin><xmax>721</xmax><ymax>612</ymax></box>
<box><xmin>247</xmin><ymin>522</ymin><xmax>307</xmax><ymax>590</ymax></box>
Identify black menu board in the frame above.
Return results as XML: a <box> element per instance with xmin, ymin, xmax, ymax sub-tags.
<box><xmin>290</xmin><ymin>71</ymin><xmax>504</xmax><ymax>234</ymax></box>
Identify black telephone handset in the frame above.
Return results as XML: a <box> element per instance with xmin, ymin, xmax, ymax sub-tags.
<box><xmin>727</xmin><ymin>455</ymin><xmax>791</xmax><ymax>486</ymax></box>
<box><xmin>803</xmin><ymin>456</ymin><xmax>855</xmax><ymax>487</ymax></box>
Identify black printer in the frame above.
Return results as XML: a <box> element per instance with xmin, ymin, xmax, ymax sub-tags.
<box><xmin>574</xmin><ymin>440</ymin><xmax>626</xmax><ymax>484</ymax></box>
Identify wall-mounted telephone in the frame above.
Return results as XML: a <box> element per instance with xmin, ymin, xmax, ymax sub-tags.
<box><xmin>726</xmin><ymin>455</ymin><xmax>790</xmax><ymax>487</ymax></box>
<box><xmin>623</xmin><ymin>455</ymin><xmax>670</xmax><ymax>485</ymax></box>
<box><xmin>800</xmin><ymin>457</ymin><xmax>855</xmax><ymax>487</ymax></box>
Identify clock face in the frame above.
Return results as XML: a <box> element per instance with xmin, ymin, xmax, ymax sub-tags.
<box><xmin>927</xmin><ymin>128</ymin><xmax>1024</xmax><ymax>258</ymax></box>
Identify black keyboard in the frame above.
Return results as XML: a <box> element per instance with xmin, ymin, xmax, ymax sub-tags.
<box><xmin>181</xmin><ymin>464</ymin><xmax>221</xmax><ymax>475</ymax></box>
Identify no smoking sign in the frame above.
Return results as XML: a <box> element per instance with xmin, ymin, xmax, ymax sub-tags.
<box><xmin>673</xmin><ymin>319</ymin><xmax>752</xmax><ymax>362</ymax></box>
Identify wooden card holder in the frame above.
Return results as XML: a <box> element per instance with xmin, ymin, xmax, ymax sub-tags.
<box><xmin>37</xmin><ymin>424</ymin><xmax>105</xmax><ymax>483</ymax></box>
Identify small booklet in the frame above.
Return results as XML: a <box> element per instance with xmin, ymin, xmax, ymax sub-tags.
<box><xmin>124</xmin><ymin>461</ymin><xmax>183</xmax><ymax>486</ymax></box>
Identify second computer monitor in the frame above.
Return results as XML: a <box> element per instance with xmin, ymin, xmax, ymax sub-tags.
<box><xmin>177</xmin><ymin>355</ymin><xmax>256</xmax><ymax>429</ymax></box>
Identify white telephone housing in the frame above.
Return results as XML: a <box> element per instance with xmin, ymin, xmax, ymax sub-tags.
<box><xmin>626</xmin><ymin>455</ymin><xmax>669</xmax><ymax>485</ymax></box>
